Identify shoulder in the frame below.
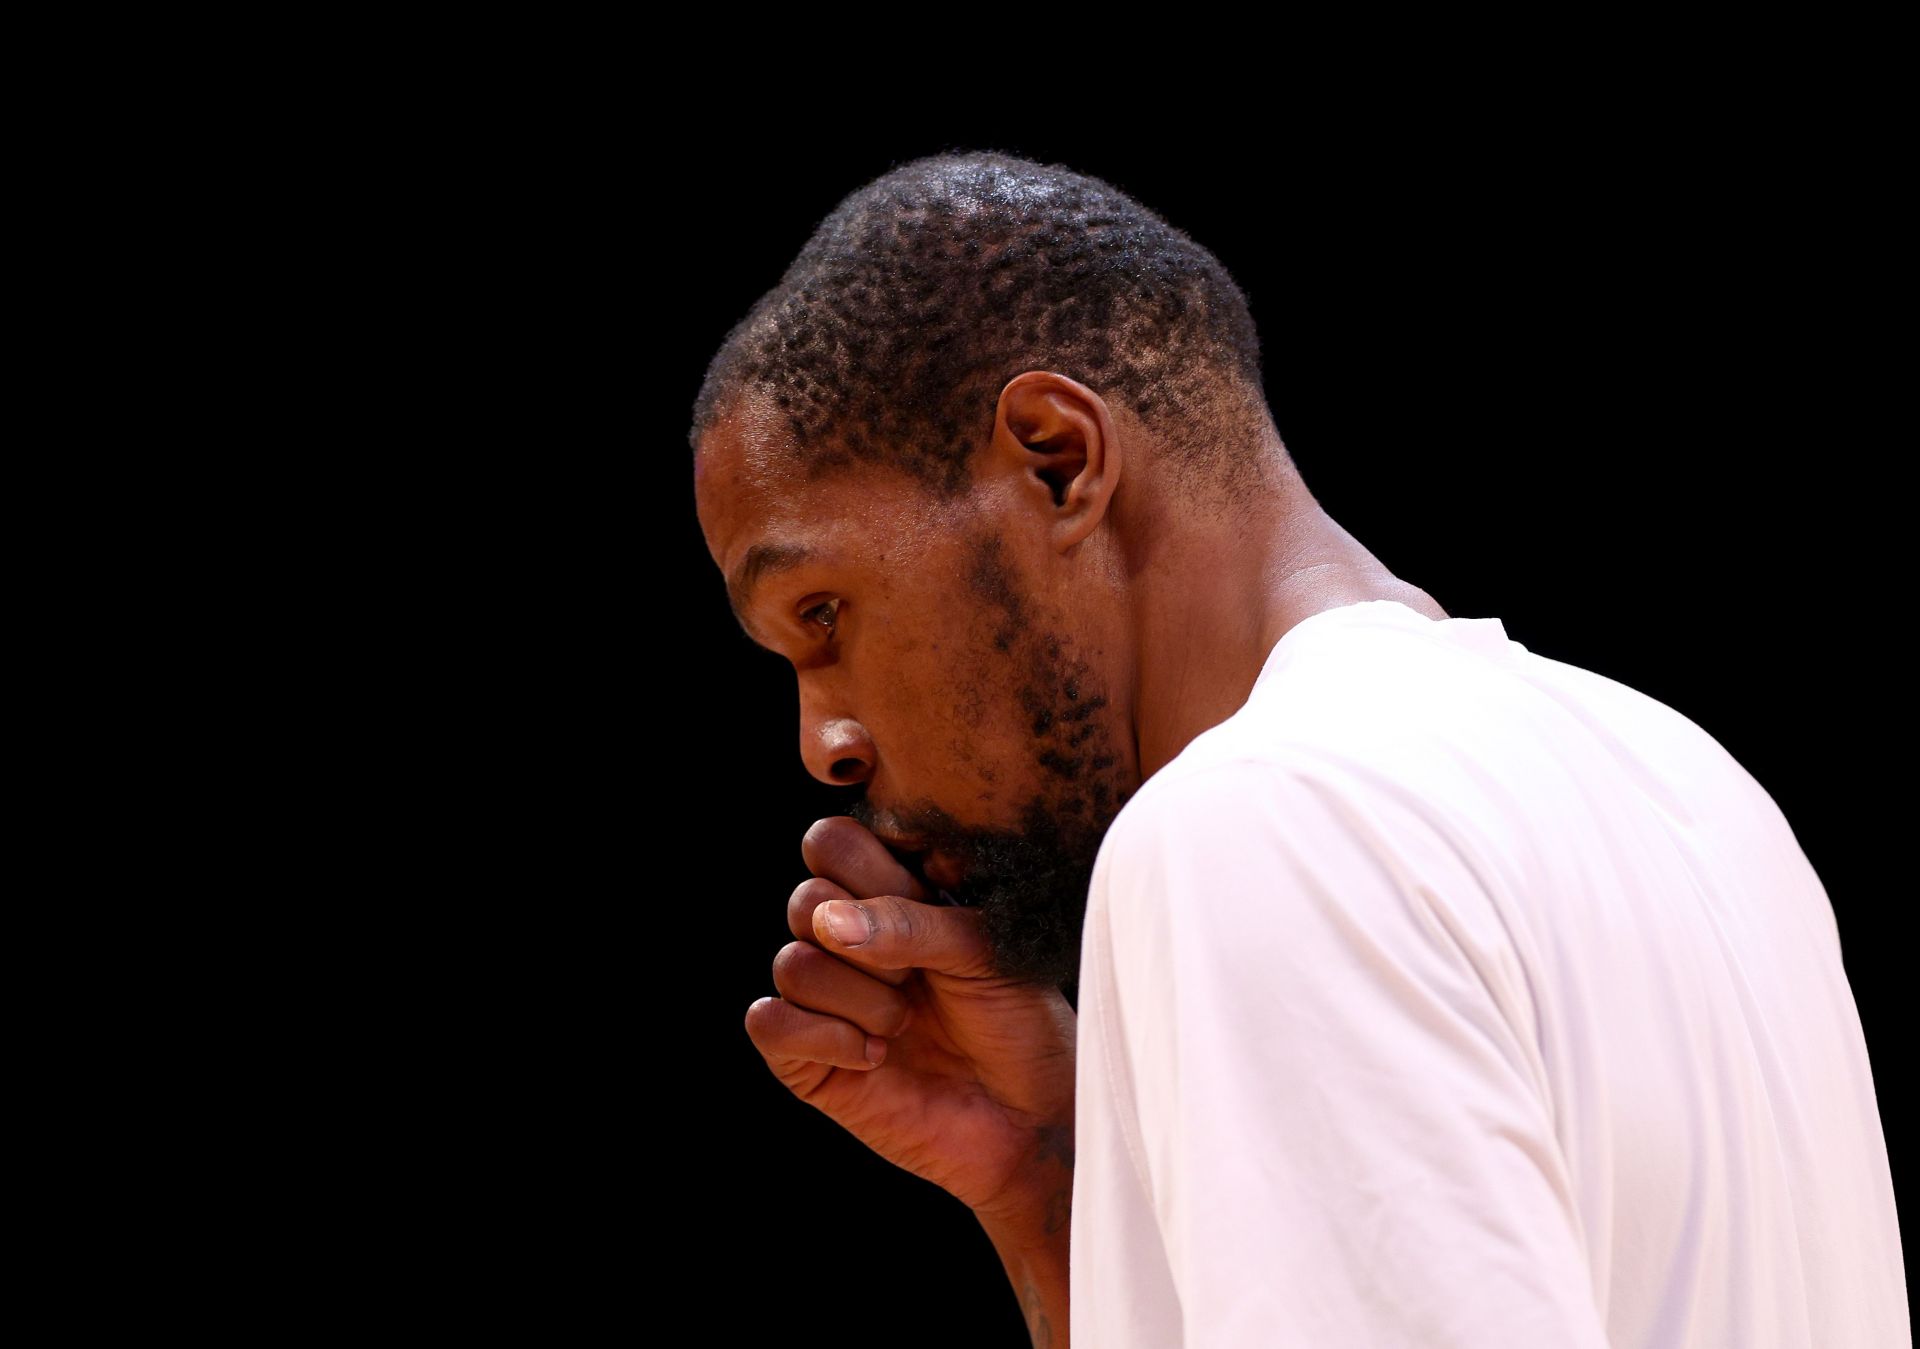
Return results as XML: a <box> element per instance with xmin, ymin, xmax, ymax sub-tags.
<box><xmin>1104</xmin><ymin>753</ymin><xmax>1313</xmax><ymax>843</ymax></box>
<box><xmin>1090</xmin><ymin>743</ymin><xmax>1497</xmax><ymax>960</ymax></box>
<box><xmin>1091</xmin><ymin>752</ymin><xmax>1404</xmax><ymax>928</ymax></box>
<box><xmin>1089</xmin><ymin>751</ymin><xmax>1532</xmax><ymax>1059</ymax></box>
<box><xmin>1100</xmin><ymin>745</ymin><xmax>1420</xmax><ymax>864</ymax></box>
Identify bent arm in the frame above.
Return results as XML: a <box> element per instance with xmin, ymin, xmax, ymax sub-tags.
<box><xmin>976</xmin><ymin>1116</ymin><xmax>1075</xmax><ymax>1349</ymax></box>
<box><xmin>980</xmin><ymin>1208</ymin><xmax>1070</xmax><ymax>1349</ymax></box>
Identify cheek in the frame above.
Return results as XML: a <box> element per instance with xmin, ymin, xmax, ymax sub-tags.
<box><xmin>877</xmin><ymin>633</ymin><xmax>1012</xmax><ymax>784</ymax></box>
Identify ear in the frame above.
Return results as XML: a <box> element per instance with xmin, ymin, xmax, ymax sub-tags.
<box><xmin>988</xmin><ymin>370</ymin><xmax>1121</xmax><ymax>554</ymax></box>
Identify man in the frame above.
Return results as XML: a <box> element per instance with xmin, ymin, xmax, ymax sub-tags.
<box><xmin>690</xmin><ymin>150</ymin><xmax>1906</xmax><ymax>1346</ymax></box>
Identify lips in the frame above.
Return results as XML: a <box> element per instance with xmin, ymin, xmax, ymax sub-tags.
<box><xmin>875</xmin><ymin>836</ymin><xmax>933</xmax><ymax>881</ymax></box>
<box><xmin>875</xmin><ymin>835</ymin><xmax>968</xmax><ymax>901</ymax></box>
<box><xmin>922</xmin><ymin>850</ymin><xmax>965</xmax><ymax>891</ymax></box>
<box><xmin>875</xmin><ymin>832</ymin><xmax>933</xmax><ymax>856</ymax></box>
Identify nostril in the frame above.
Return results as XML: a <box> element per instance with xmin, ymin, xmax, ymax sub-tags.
<box><xmin>831</xmin><ymin>757</ymin><xmax>865</xmax><ymax>782</ymax></box>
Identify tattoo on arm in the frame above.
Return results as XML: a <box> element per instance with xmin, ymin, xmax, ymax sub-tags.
<box><xmin>1004</xmin><ymin>1118</ymin><xmax>1072</xmax><ymax>1346</ymax></box>
<box><xmin>1035</xmin><ymin>1121</ymin><xmax>1075</xmax><ymax>1170</ymax></box>
<box><xmin>1034</xmin><ymin>1121</ymin><xmax>1075</xmax><ymax>1234</ymax></box>
<box><xmin>1019</xmin><ymin>1272</ymin><xmax>1054</xmax><ymax>1349</ymax></box>
<box><xmin>1043</xmin><ymin>1185</ymin><xmax>1071</xmax><ymax>1235</ymax></box>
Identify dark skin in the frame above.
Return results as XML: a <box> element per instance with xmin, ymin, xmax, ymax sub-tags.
<box><xmin>695</xmin><ymin>370</ymin><xmax>1447</xmax><ymax>1348</ymax></box>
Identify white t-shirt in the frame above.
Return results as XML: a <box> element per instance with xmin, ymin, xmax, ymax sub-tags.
<box><xmin>1070</xmin><ymin>598</ymin><xmax>1906</xmax><ymax>1347</ymax></box>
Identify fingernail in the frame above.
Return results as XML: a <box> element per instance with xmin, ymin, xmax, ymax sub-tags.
<box><xmin>864</xmin><ymin>1035</ymin><xmax>887</xmax><ymax>1066</ymax></box>
<box><xmin>821</xmin><ymin>901</ymin><xmax>871</xmax><ymax>947</ymax></box>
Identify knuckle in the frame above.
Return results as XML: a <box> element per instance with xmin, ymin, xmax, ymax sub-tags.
<box><xmin>787</xmin><ymin>875</ymin><xmax>841</xmax><ymax>925</ymax></box>
<box><xmin>801</xmin><ymin>815</ymin><xmax>841</xmax><ymax>849</ymax></box>
<box><xmin>770</xmin><ymin>940</ymin><xmax>818</xmax><ymax>990</ymax></box>
<box><xmin>743</xmin><ymin>996</ymin><xmax>779</xmax><ymax>1043</ymax></box>
<box><xmin>801</xmin><ymin>815</ymin><xmax>859</xmax><ymax>876</ymax></box>
<box><xmin>876</xmin><ymin>893</ymin><xmax>918</xmax><ymax>946</ymax></box>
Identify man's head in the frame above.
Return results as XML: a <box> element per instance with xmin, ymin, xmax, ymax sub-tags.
<box><xmin>691</xmin><ymin>150</ymin><xmax>1294</xmax><ymax>993</ymax></box>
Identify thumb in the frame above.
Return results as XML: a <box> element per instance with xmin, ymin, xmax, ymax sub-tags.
<box><xmin>813</xmin><ymin>894</ymin><xmax>999</xmax><ymax>980</ymax></box>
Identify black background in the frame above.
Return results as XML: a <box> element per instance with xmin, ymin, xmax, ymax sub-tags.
<box><xmin>630</xmin><ymin>118</ymin><xmax>1902</xmax><ymax>1343</ymax></box>
<box><xmin>319</xmin><ymin>92</ymin><xmax>1899</xmax><ymax>1339</ymax></box>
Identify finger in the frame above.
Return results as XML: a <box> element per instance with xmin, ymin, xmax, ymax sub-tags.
<box><xmin>802</xmin><ymin>816</ymin><xmax>929</xmax><ymax>905</ymax></box>
<box><xmin>770</xmin><ymin>940</ymin><xmax>914</xmax><ymax>1037</ymax></box>
<box><xmin>744</xmin><ymin>995</ymin><xmax>888</xmax><ymax>1072</ymax></box>
<box><xmin>788</xmin><ymin>877</ymin><xmax>914</xmax><ymax>987</ymax></box>
<box><xmin>812</xmin><ymin>892</ymin><xmax>999</xmax><ymax>980</ymax></box>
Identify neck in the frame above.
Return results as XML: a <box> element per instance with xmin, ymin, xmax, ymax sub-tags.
<box><xmin>1127</xmin><ymin>483</ymin><xmax>1446</xmax><ymax>779</ymax></box>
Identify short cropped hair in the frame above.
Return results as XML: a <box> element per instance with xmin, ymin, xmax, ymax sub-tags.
<box><xmin>688</xmin><ymin>148</ymin><xmax>1281</xmax><ymax>504</ymax></box>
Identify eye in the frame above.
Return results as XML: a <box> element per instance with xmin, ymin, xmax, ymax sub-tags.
<box><xmin>800</xmin><ymin>598</ymin><xmax>841</xmax><ymax>636</ymax></box>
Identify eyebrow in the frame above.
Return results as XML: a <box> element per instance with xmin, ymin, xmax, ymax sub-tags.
<box><xmin>727</xmin><ymin>541</ymin><xmax>817</xmax><ymax>641</ymax></box>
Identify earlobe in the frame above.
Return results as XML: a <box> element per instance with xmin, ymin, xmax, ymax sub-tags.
<box><xmin>995</xmin><ymin>371</ymin><xmax>1121</xmax><ymax>554</ymax></box>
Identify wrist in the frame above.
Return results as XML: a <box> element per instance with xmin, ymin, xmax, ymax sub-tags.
<box><xmin>975</xmin><ymin>1156</ymin><xmax>1073</xmax><ymax>1349</ymax></box>
<box><xmin>976</xmin><ymin>1190</ymin><xmax>1070</xmax><ymax>1253</ymax></box>
<box><xmin>973</xmin><ymin>1116</ymin><xmax>1075</xmax><ymax>1244</ymax></box>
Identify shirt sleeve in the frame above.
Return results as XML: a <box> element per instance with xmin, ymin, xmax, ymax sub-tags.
<box><xmin>1091</xmin><ymin>755</ymin><xmax>1610</xmax><ymax>1347</ymax></box>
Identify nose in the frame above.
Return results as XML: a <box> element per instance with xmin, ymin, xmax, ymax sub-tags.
<box><xmin>801</xmin><ymin>702</ymin><xmax>875</xmax><ymax>787</ymax></box>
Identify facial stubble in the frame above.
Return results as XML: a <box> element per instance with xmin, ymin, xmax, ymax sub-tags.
<box><xmin>937</xmin><ymin>531</ymin><xmax>1136</xmax><ymax>1007</ymax></box>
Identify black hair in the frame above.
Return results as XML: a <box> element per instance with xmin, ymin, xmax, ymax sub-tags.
<box><xmin>688</xmin><ymin>148</ymin><xmax>1282</xmax><ymax>504</ymax></box>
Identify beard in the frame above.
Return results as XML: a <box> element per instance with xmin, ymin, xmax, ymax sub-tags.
<box><xmin>914</xmin><ymin>801</ymin><xmax>1111</xmax><ymax>1008</ymax></box>
<box><xmin>856</xmin><ymin>528</ymin><xmax>1136</xmax><ymax>1010</ymax></box>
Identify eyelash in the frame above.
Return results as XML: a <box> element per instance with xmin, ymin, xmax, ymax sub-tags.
<box><xmin>800</xmin><ymin>598</ymin><xmax>841</xmax><ymax>636</ymax></box>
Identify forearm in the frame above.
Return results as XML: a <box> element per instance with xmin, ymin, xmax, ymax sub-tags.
<box><xmin>979</xmin><ymin>1206</ymin><xmax>1070</xmax><ymax>1349</ymax></box>
<box><xmin>976</xmin><ymin>1117</ymin><xmax>1075</xmax><ymax>1349</ymax></box>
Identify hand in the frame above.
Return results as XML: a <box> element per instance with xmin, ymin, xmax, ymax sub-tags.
<box><xmin>743</xmin><ymin>816</ymin><xmax>1077</xmax><ymax>1229</ymax></box>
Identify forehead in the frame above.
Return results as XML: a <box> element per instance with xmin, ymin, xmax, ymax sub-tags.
<box><xmin>695</xmin><ymin>401</ymin><xmax>948</xmax><ymax>603</ymax></box>
<box><xmin>696</xmin><ymin>407</ymin><xmax>852</xmax><ymax>562</ymax></box>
